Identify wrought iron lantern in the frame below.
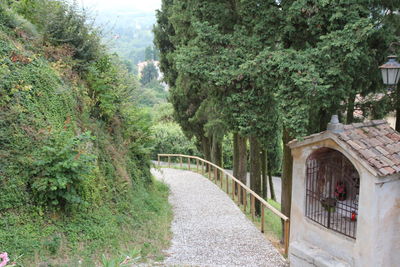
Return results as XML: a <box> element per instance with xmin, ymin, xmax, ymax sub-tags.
<box><xmin>379</xmin><ymin>55</ymin><xmax>400</xmax><ymax>86</ymax></box>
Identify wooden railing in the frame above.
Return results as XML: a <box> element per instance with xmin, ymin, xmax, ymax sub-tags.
<box><xmin>157</xmin><ymin>153</ymin><xmax>290</xmax><ymax>255</ymax></box>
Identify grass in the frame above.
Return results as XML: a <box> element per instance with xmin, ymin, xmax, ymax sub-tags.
<box><xmin>159</xmin><ymin>161</ymin><xmax>285</xmax><ymax>255</ymax></box>
<box><xmin>0</xmin><ymin>179</ymin><xmax>172</xmax><ymax>266</ymax></box>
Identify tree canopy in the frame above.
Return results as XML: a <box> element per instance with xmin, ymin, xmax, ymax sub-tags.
<box><xmin>154</xmin><ymin>0</ymin><xmax>400</xmax><ymax>223</ymax></box>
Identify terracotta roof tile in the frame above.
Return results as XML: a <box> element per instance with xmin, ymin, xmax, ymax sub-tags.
<box><xmin>291</xmin><ymin>119</ymin><xmax>400</xmax><ymax>177</ymax></box>
<box><xmin>385</xmin><ymin>167</ymin><xmax>396</xmax><ymax>174</ymax></box>
<box><xmin>353</xmin><ymin>140</ymin><xmax>367</xmax><ymax>149</ymax></box>
<box><xmin>368</xmin><ymin>138</ymin><xmax>382</xmax><ymax>147</ymax></box>
<box><xmin>379</xmin><ymin>167</ymin><xmax>395</xmax><ymax>176</ymax></box>
<box><xmin>370</xmin><ymin>147</ymin><xmax>382</xmax><ymax>156</ymax></box>
<box><xmin>392</xmin><ymin>165</ymin><xmax>400</xmax><ymax>172</ymax></box>
<box><xmin>385</xmin><ymin>144</ymin><xmax>398</xmax><ymax>154</ymax></box>
<box><xmin>336</xmin><ymin>120</ymin><xmax>400</xmax><ymax>177</ymax></box>
<box><xmin>338</xmin><ymin>132</ymin><xmax>350</xmax><ymax>141</ymax></box>
<box><xmin>372</xmin><ymin>119</ymin><xmax>387</xmax><ymax>124</ymax></box>
<box><xmin>358</xmin><ymin>139</ymin><xmax>372</xmax><ymax>148</ymax></box>
<box><xmin>387</xmin><ymin>133</ymin><xmax>400</xmax><ymax>142</ymax></box>
<box><xmin>359</xmin><ymin>149</ymin><xmax>376</xmax><ymax>159</ymax></box>
<box><xmin>379</xmin><ymin>156</ymin><xmax>395</xmax><ymax>166</ymax></box>
<box><xmin>348</xmin><ymin>132</ymin><xmax>362</xmax><ymax>140</ymax></box>
<box><xmin>393</xmin><ymin>144</ymin><xmax>400</xmax><ymax>152</ymax></box>
<box><xmin>354</xmin><ymin>129</ymin><xmax>369</xmax><ymax>139</ymax></box>
<box><xmin>387</xmin><ymin>154</ymin><xmax>400</xmax><ymax>165</ymax></box>
<box><xmin>352</xmin><ymin>122</ymin><xmax>364</xmax><ymax>128</ymax></box>
<box><xmin>375</xmin><ymin>146</ymin><xmax>390</xmax><ymax>155</ymax></box>
<box><xmin>376</xmin><ymin>135</ymin><xmax>393</xmax><ymax>145</ymax></box>
<box><xmin>367</xmin><ymin>128</ymin><xmax>381</xmax><ymax>137</ymax></box>
<box><xmin>368</xmin><ymin>158</ymin><xmax>386</xmax><ymax>169</ymax></box>
<box><xmin>347</xmin><ymin>140</ymin><xmax>362</xmax><ymax>150</ymax></box>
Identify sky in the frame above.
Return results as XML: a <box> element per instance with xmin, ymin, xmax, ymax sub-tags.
<box><xmin>78</xmin><ymin>0</ymin><xmax>161</xmax><ymax>13</ymax></box>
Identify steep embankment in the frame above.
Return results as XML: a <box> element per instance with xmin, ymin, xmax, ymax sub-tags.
<box><xmin>0</xmin><ymin>4</ymin><xmax>171</xmax><ymax>266</ymax></box>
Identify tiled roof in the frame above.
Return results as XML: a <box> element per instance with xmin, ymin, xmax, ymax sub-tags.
<box><xmin>336</xmin><ymin>120</ymin><xmax>400</xmax><ymax>176</ymax></box>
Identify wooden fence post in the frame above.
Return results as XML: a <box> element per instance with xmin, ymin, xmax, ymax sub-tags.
<box><xmin>188</xmin><ymin>157</ymin><xmax>190</xmax><ymax>170</ymax></box>
<box><xmin>202</xmin><ymin>160</ymin><xmax>204</xmax><ymax>175</ymax></box>
<box><xmin>243</xmin><ymin>188</ymin><xmax>246</xmax><ymax>211</ymax></box>
<box><xmin>180</xmin><ymin>156</ymin><xmax>182</xmax><ymax>168</ymax></box>
<box><xmin>196</xmin><ymin>159</ymin><xmax>199</xmax><ymax>172</ymax></box>
<box><xmin>226</xmin><ymin>174</ymin><xmax>229</xmax><ymax>193</ymax></box>
<box><xmin>158</xmin><ymin>155</ymin><xmax>160</xmax><ymax>167</ymax></box>
<box><xmin>261</xmin><ymin>205</ymin><xmax>265</xmax><ymax>233</ymax></box>
<box><xmin>208</xmin><ymin>165</ymin><xmax>211</xmax><ymax>179</ymax></box>
<box><xmin>251</xmin><ymin>195</ymin><xmax>255</xmax><ymax>221</ymax></box>
<box><xmin>284</xmin><ymin>220</ymin><xmax>290</xmax><ymax>255</ymax></box>
<box><xmin>220</xmin><ymin>170</ymin><xmax>223</xmax><ymax>188</ymax></box>
<box><xmin>232</xmin><ymin>180</ymin><xmax>235</xmax><ymax>199</ymax></box>
<box><xmin>168</xmin><ymin>156</ymin><xmax>171</xmax><ymax>168</ymax></box>
<box><xmin>214</xmin><ymin>167</ymin><xmax>217</xmax><ymax>182</ymax></box>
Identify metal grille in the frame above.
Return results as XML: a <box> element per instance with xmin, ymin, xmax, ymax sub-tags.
<box><xmin>306</xmin><ymin>148</ymin><xmax>359</xmax><ymax>239</ymax></box>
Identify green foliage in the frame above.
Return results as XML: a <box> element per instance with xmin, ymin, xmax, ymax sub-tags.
<box><xmin>144</xmin><ymin>45</ymin><xmax>159</xmax><ymax>61</ymax></box>
<box><xmin>10</xmin><ymin>0</ymin><xmax>103</xmax><ymax>68</ymax></box>
<box><xmin>151</xmin><ymin>122</ymin><xmax>200</xmax><ymax>158</ymax></box>
<box><xmin>138</xmin><ymin>80</ymin><xmax>168</xmax><ymax>107</ymax></box>
<box><xmin>0</xmin><ymin>2</ymin><xmax>166</xmax><ymax>265</ymax></box>
<box><xmin>0</xmin><ymin>4</ymin><xmax>38</xmax><ymax>37</ymax></box>
<box><xmin>152</xmin><ymin>102</ymin><xmax>175</xmax><ymax>123</ymax></box>
<box><xmin>86</xmin><ymin>55</ymin><xmax>121</xmax><ymax>119</ymax></box>
<box><xmin>0</xmin><ymin>181</ymin><xmax>171</xmax><ymax>266</ymax></box>
<box><xmin>155</xmin><ymin>0</ymin><xmax>400</xmax><ymax>162</ymax></box>
<box><xmin>141</xmin><ymin>61</ymin><xmax>159</xmax><ymax>85</ymax></box>
<box><xmin>44</xmin><ymin>234</ymin><xmax>62</xmax><ymax>255</ymax></box>
<box><xmin>222</xmin><ymin>134</ymin><xmax>233</xmax><ymax>169</ymax></box>
<box><xmin>42</xmin><ymin>1</ymin><xmax>102</xmax><ymax>65</ymax></box>
<box><xmin>29</xmin><ymin>130</ymin><xmax>96</xmax><ymax>209</ymax></box>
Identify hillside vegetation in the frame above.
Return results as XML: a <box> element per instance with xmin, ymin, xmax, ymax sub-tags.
<box><xmin>0</xmin><ymin>1</ymin><xmax>171</xmax><ymax>266</ymax></box>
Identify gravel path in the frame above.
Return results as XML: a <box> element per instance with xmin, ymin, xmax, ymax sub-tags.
<box><xmin>154</xmin><ymin>161</ymin><xmax>282</xmax><ymax>203</ymax></box>
<box><xmin>152</xmin><ymin>168</ymin><xmax>286</xmax><ymax>267</ymax></box>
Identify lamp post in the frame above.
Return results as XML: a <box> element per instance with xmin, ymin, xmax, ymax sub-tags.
<box><xmin>380</xmin><ymin>55</ymin><xmax>400</xmax><ymax>131</ymax></box>
<box><xmin>379</xmin><ymin>55</ymin><xmax>400</xmax><ymax>86</ymax></box>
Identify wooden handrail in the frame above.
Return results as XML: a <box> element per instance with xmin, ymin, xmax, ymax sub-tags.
<box><xmin>157</xmin><ymin>153</ymin><xmax>290</xmax><ymax>255</ymax></box>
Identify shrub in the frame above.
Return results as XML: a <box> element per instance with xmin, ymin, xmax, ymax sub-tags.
<box><xmin>0</xmin><ymin>4</ymin><xmax>38</xmax><ymax>37</ymax></box>
<box><xmin>151</xmin><ymin>122</ymin><xmax>199</xmax><ymax>159</ymax></box>
<box><xmin>152</xmin><ymin>103</ymin><xmax>174</xmax><ymax>123</ymax></box>
<box><xmin>29</xmin><ymin>130</ymin><xmax>96</xmax><ymax>209</ymax></box>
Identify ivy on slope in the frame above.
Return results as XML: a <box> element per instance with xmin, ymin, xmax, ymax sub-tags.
<box><xmin>0</xmin><ymin>3</ymin><xmax>167</xmax><ymax>265</ymax></box>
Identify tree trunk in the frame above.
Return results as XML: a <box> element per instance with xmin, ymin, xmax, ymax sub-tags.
<box><xmin>261</xmin><ymin>148</ymin><xmax>268</xmax><ymax>200</ymax></box>
<box><xmin>233</xmin><ymin>133</ymin><xmax>239</xmax><ymax>178</ymax></box>
<box><xmin>268</xmin><ymin>161</ymin><xmax>276</xmax><ymax>201</ymax></box>
<box><xmin>237</xmin><ymin>134</ymin><xmax>247</xmax><ymax>204</ymax></box>
<box><xmin>202</xmin><ymin>136</ymin><xmax>212</xmax><ymax>172</ymax></box>
<box><xmin>281</xmin><ymin>128</ymin><xmax>293</xmax><ymax>241</ymax></box>
<box><xmin>250</xmin><ymin>135</ymin><xmax>261</xmax><ymax>215</ymax></box>
<box><xmin>346</xmin><ymin>93</ymin><xmax>356</xmax><ymax>124</ymax></box>
<box><xmin>211</xmin><ymin>134</ymin><xmax>222</xmax><ymax>180</ymax></box>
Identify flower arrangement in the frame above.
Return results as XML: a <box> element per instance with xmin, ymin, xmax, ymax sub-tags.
<box><xmin>0</xmin><ymin>252</ymin><xmax>9</xmax><ymax>267</ymax></box>
<box><xmin>335</xmin><ymin>181</ymin><xmax>347</xmax><ymax>201</ymax></box>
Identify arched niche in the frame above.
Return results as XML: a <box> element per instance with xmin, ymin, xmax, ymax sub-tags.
<box><xmin>305</xmin><ymin>147</ymin><xmax>360</xmax><ymax>238</ymax></box>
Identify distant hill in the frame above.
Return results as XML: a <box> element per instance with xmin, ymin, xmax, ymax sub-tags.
<box><xmin>95</xmin><ymin>9</ymin><xmax>157</xmax><ymax>67</ymax></box>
